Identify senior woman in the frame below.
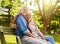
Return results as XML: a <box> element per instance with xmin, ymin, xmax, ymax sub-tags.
<box><xmin>26</xmin><ymin>13</ymin><xmax>55</xmax><ymax>44</ymax></box>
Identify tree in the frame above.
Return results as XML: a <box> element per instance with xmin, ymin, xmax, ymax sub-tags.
<box><xmin>0</xmin><ymin>0</ymin><xmax>23</xmax><ymax>26</ymax></box>
<box><xmin>35</xmin><ymin>0</ymin><xmax>60</xmax><ymax>34</ymax></box>
<box><xmin>0</xmin><ymin>0</ymin><xmax>60</xmax><ymax>34</ymax></box>
<box><xmin>23</xmin><ymin>0</ymin><xmax>60</xmax><ymax>34</ymax></box>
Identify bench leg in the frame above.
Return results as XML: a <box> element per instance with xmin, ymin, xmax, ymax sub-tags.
<box><xmin>0</xmin><ymin>32</ymin><xmax>6</xmax><ymax>44</ymax></box>
<box><xmin>16</xmin><ymin>36</ymin><xmax>22</xmax><ymax>44</ymax></box>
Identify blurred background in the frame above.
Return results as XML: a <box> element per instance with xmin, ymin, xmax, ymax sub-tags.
<box><xmin>0</xmin><ymin>0</ymin><xmax>60</xmax><ymax>44</ymax></box>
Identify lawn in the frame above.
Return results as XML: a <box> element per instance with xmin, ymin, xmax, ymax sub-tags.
<box><xmin>53</xmin><ymin>34</ymin><xmax>60</xmax><ymax>44</ymax></box>
<box><xmin>0</xmin><ymin>34</ymin><xmax>60</xmax><ymax>44</ymax></box>
<box><xmin>4</xmin><ymin>35</ymin><xmax>17</xmax><ymax>44</ymax></box>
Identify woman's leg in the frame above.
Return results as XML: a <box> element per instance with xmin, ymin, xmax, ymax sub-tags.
<box><xmin>45</xmin><ymin>36</ymin><xmax>55</xmax><ymax>44</ymax></box>
<box><xmin>21</xmin><ymin>36</ymin><xmax>50</xmax><ymax>44</ymax></box>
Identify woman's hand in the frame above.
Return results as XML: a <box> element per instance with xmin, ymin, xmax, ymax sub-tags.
<box><xmin>41</xmin><ymin>37</ymin><xmax>46</xmax><ymax>40</ymax></box>
<box><xmin>26</xmin><ymin>32</ymin><xmax>37</xmax><ymax>39</ymax></box>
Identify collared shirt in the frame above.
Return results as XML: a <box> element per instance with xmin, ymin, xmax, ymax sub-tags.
<box><xmin>15</xmin><ymin>14</ymin><xmax>29</xmax><ymax>38</ymax></box>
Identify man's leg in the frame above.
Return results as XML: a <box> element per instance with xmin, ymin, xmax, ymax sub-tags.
<box><xmin>45</xmin><ymin>36</ymin><xmax>55</xmax><ymax>44</ymax></box>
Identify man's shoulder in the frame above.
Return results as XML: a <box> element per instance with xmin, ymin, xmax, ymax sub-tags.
<box><xmin>15</xmin><ymin>13</ymin><xmax>25</xmax><ymax>20</ymax></box>
<box><xmin>15</xmin><ymin>14</ymin><xmax>22</xmax><ymax>18</ymax></box>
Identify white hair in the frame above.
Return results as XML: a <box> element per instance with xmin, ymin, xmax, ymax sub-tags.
<box><xmin>20</xmin><ymin>6</ymin><xmax>28</xmax><ymax>11</ymax></box>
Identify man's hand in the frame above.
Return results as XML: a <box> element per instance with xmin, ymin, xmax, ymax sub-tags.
<box><xmin>12</xmin><ymin>24</ymin><xmax>17</xmax><ymax>29</ymax></box>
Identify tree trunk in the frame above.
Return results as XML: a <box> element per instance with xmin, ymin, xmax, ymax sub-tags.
<box><xmin>42</xmin><ymin>22</ymin><xmax>47</xmax><ymax>35</ymax></box>
<box><xmin>48</xmin><ymin>28</ymin><xmax>51</xmax><ymax>34</ymax></box>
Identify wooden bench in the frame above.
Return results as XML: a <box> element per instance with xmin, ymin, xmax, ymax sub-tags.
<box><xmin>0</xmin><ymin>8</ymin><xmax>23</xmax><ymax>44</ymax></box>
<box><xmin>0</xmin><ymin>26</ymin><xmax>21</xmax><ymax>44</ymax></box>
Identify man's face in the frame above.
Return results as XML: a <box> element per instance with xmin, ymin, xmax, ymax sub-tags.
<box><xmin>21</xmin><ymin>7</ymin><xmax>28</xmax><ymax>15</ymax></box>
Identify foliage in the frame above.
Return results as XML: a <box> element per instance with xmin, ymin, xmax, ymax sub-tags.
<box><xmin>0</xmin><ymin>0</ymin><xmax>60</xmax><ymax>34</ymax></box>
<box><xmin>1</xmin><ymin>0</ymin><xmax>22</xmax><ymax>16</ymax></box>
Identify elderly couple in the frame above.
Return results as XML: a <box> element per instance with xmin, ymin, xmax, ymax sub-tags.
<box><xmin>13</xmin><ymin>6</ymin><xmax>54</xmax><ymax>44</ymax></box>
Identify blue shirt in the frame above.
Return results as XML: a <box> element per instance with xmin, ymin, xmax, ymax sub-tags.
<box><xmin>15</xmin><ymin>15</ymin><xmax>29</xmax><ymax>38</ymax></box>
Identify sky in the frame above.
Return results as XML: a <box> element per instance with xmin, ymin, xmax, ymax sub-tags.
<box><xmin>20</xmin><ymin>0</ymin><xmax>59</xmax><ymax>10</ymax></box>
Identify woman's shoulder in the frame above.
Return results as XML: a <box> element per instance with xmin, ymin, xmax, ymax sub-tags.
<box><xmin>30</xmin><ymin>20</ymin><xmax>35</xmax><ymax>24</ymax></box>
<box><xmin>29</xmin><ymin>21</ymin><xmax>35</xmax><ymax>26</ymax></box>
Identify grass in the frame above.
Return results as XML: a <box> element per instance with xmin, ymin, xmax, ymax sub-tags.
<box><xmin>0</xmin><ymin>41</ymin><xmax>1</xmax><ymax>44</ymax></box>
<box><xmin>5</xmin><ymin>35</ymin><xmax>17</xmax><ymax>44</ymax></box>
<box><xmin>0</xmin><ymin>34</ymin><xmax>60</xmax><ymax>44</ymax></box>
<box><xmin>53</xmin><ymin>34</ymin><xmax>60</xmax><ymax>44</ymax></box>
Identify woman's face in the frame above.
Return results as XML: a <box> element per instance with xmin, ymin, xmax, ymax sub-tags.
<box><xmin>29</xmin><ymin>15</ymin><xmax>32</xmax><ymax>22</ymax></box>
<box><xmin>25</xmin><ymin>14</ymin><xmax>32</xmax><ymax>23</ymax></box>
<box><xmin>28</xmin><ymin>14</ymin><xmax>32</xmax><ymax>23</ymax></box>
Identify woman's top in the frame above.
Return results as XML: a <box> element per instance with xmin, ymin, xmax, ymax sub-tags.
<box><xmin>29</xmin><ymin>21</ymin><xmax>44</xmax><ymax>37</ymax></box>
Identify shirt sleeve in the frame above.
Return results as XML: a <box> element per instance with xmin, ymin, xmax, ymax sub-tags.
<box><xmin>16</xmin><ymin>16</ymin><xmax>30</xmax><ymax>35</ymax></box>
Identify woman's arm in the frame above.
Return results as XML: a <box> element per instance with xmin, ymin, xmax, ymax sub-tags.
<box><xmin>37</xmin><ymin>30</ymin><xmax>46</xmax><ymax>40</ymax></box>
<box><xmin>36</xmin><ymin>27</ymin><xmax>46</xmax><ymax>40</ymax></box>
<box><xmin>34</xmin><ymin>21</ymin><xmax>46</xmax><ymax>40</ymax></box>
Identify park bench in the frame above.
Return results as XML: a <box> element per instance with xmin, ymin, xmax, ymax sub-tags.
<box><xmin>0</xmin><ymin>8</ymin><xmax>22</xmax><ymax>44</ymax></box>
<box><xmin>0</xmin><ymin>26</ymin><xmax>22</xmax><ymax>44</ymax></box>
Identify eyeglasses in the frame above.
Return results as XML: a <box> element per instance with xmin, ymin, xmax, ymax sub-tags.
<box><xmin>23</xmin><ymin>9</ymin><xmax>28</xmax><ymax>11</ymax></box>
